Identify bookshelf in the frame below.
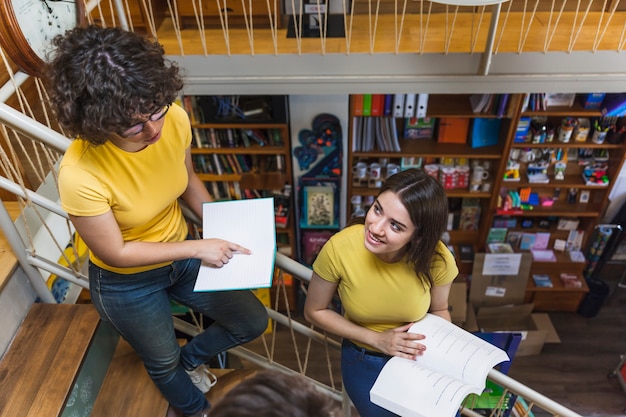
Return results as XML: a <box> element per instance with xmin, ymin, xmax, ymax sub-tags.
<box><xmin>182</xmin><ymin>95</ymin><xmax>296</xmax><ymax>307</ymax></box>
<box><xmin>347</xmin><ymin>93</ymin><xmax>626</xmax><ymax>312</ymax></box>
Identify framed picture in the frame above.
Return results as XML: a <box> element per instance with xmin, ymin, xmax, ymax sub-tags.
<box><xmin>304</xmin><ymin>185</ymin><xmax>335</xmax><ymax>227</ymax></box>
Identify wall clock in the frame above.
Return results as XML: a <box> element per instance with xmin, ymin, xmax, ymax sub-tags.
<box><xmin>0</xmin><ymin>0</ymin><xmax>86</xmax><ymax>77</ymax></box>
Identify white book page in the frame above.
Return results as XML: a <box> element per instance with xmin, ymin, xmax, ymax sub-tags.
<box><xmin>408</xmin><ymin>314</ymin><xmax>510</xmax><ymax>387</ymax></box>
<box><xmin>370</xmin><ymin>314</ymin><xmax>509</xmax><ymax>417</ymax></box>
<box><xmin>194</xmin><ymin>198</ymin><xmax>276</xmax><ymax>292</ymax></box>
<box><xmin>370</xmin><ymin>357</ymin><xmax>478</xmax><ymax>417</ymax></box>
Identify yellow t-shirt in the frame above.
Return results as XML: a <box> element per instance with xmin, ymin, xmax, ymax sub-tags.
<box><xmin>58</xmin><ymin>103</ymin><xmax>192</xmax><ymax>274</ymax></box>
<box><xmin>313</xmin><ymin>224</ymin><xmax>458</xmax><ymax>349</ymax></box>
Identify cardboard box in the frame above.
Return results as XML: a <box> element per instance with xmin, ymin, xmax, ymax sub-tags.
<box><xmin>438</xmin><ymin>117</ymin><xmax>469</xmax><ymax>144</ymax></box>
<box><xmin>476</xmin><ymin>304</ymin><xmax>560</xmax><ymax>356</ymax></box>
<box><xmin>449</xmin><ymin>281</ymin><xmax>468</xmax><ymax>326</ymax></box>
<box><xmin>469</xmin><ymin>253</ymin><xmax>532</xmax><ymax>308</ymax></box>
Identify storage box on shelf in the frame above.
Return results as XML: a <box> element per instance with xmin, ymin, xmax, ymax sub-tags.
<box><xmin>347</xmin><ymin>94</ymin><xmax>522</xmax><ymax>249</ymax></box>
<box><xmin>182</xmin><ymin>95</ymin><xmax>296</xmax><ymax>307</ymax></box>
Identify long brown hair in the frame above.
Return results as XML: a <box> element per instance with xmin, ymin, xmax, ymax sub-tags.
<box><xmin>350</xmin><ymin>168</ymin><xmax>449</xmax><ymax>287</ymax></box>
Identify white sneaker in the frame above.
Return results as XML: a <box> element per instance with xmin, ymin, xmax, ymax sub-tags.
<box><xmin>185</xmin><ymin>364</ymin><xmax>218</xmax><ymax>393</ymax></box>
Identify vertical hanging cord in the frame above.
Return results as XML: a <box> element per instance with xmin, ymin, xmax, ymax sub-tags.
<box><xmin>215</xmin><ymin>0</ymin><xmax>231</xmax><ymax>55</ymax></box>
<box><xmin>592</xmin><ymin>0</ymin><xmax>617</xmax><ymax>51</ymax></box>
<box><xmin>240</xmin><ymin>0</ymin><xmax>255</xmax><ymax>55</ymax></box>
<box><xmin>289</xmin><ymin>0</ymin><xmax>303</xmax><ymax>55</ymax></box>
<box><xmin>190</xmin><ymin>0</ymin><xmax>209</xmax><ymax>55</ymax></box>
<box><xmin>469</xmin><ymin>6</ymin><xmax>487</xmax><ymax>54</ymax></box>
<box><xmin>544</xmin><ymin>0</ymin><xmax>567</xmax><ymax>52</ymax></box>
<box><xmin>443</xmin><ymin>5</ymin><xmax>460</xmax><ymax>54</ymax></box>
<box><xmin>518</xmin><ymin>0</ymin><xmax>539</xmax><ymax>53</ymax></box>
<box><xmin>370</xmin><ymin>0</ymin><xmax>381</xmax><ymax>54</ymax></box>
<box><xmin>344</xmin><ymin>0</ymin><xmax>355</xmax><ymax>54</ymax></box>
<box><xmin>568</xmin><ymin>0</ymin><xmax>594</xmax><ymax>52</ymax></box>
<box><xmin>265</xmin><ymin>0</ymin><xmax>279</xmax><ymax>55</ymax></box>
<box><xmin>123</xmin><ymin>0</ymin><xmax>135</xmax><ymax>32</ymax></box>
<box><xmin>139</xmin><ymin>0</ymin><xmax>157</xmax><ymax>37</ymax></box>
<box><xmin>166</xmin><ymin>0</ymin><xmax>186</xmax><ymax>55</ymax></box>
<box><xmin>315</xmin><ymin>0</ymin><xmax>327</xmax><ymax>55</ymax></box>
<box><xmin>419</xmin><ymin>1</ymin><xmax>433</xmax><ymax>55</ymax></box>
<box><xmin>493</xmin><ymin>0</ymin><xmax>513</xmax><ymax>54</ymax></box>
<box><xmin>394</xmin><ymin>0</ymin><xmax>409</xmax><ymax>54</ymax></box>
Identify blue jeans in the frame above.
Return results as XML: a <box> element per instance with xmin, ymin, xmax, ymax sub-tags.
<box><xmin>89</xmin><ymin>258</ymin><xmax>268</xmax><ymax>416</ymax></box>
<box><xmin>341</xmin><ymin>339</ymin><xmax>399</xmax><ymax>417</ymax></box>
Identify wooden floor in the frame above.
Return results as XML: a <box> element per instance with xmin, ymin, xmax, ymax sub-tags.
<box><xmin>509</xmin><ymin>263</ymin><xmax>626</xmax><ymax>417</ymax></box>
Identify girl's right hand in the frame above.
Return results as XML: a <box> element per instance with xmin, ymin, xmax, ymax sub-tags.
<box><xmin>197</xmin><ymin>238</ymin><xmax>251</xmax><ymax>268</ymax></box>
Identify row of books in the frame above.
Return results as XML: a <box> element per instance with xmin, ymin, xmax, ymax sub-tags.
<box><xmin>204</xmin><ymin>182</ymin><xmax>291</xmax><ymax>228</ymax></box>
<box><xmin>351</xmin><ymin>116</ymin><xmax>401</xmax><ymax>152</ymax></box>
<box><xmin>192</xmin><ymin>153</ymin><xmax>285</xmax><ymax>175</ymax></box>
<box><xmin>351</xmin><ymin>94</ymin><xmax>428</xmax><ymax>118</ymax></box>
<box><xmin>192</xmin><ymin>127</ymin><xmax>283</xmax><ymax>149</ymax></box>
<box><xmin>487</xmin><ymin>227</ymin><xmax>585</xmax><ymax>253</ymax></box>
<box><xmin>532</xmin><ymin>273</ymin><xmax>583</xmax><ymax>288</ymax></box>
<box><xmin>469</xmin><ymin>94</ymin><xmax>511</xmax><ymax>117</ymax></box>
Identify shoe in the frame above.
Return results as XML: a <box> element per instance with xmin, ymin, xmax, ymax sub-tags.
<box><xmin>185</xmin><ymin>364</ymin><xmax>217</xmax><ymax>394</ymax></box>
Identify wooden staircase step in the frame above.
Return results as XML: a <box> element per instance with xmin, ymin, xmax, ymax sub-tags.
<box><xmin>91</xmin><ymin>338</ymin><xmax>170</xmax><ymax>417</ymax></box>
<box><xmin>0</xmin><ymin>303</ymin><xmax>102</xmax><ymax>417</ymax></box>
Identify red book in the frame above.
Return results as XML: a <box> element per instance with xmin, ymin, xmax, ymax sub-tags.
<box><xmin>370</xmin><ymin>94</ymin><xmax>384</xmax><ymax>116</ymax></box>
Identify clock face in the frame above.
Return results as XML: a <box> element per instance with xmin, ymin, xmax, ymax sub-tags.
<box><xmin>12</xmin><ymin>0</ymin><xmax>78</xmax><ymax>59</ymax></box>
<box><xmin>0</xmin><ymin>0</ymin><xmax>84</xmax><ymax>76</ymax></box>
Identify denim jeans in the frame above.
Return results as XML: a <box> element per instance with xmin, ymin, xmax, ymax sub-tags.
<box><xmin>89</xmin><ymin>257</ymin><xmax>268</xmax><ymax>416</ymax></box>
<box><xmin>341</xmin><ymin>339</ymin><xmax>399</xmax><ymax>417</ymax></box>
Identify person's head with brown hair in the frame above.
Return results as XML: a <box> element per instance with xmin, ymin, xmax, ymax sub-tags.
<box><xmin>45</xmin><ymin>25</ymin><xmax>183</xmax><ymax>145</ymax></box>
<box><xmin>209</xmin><ymin>370</ymin><xmax>339</xmax><ymax>417</ymax></box>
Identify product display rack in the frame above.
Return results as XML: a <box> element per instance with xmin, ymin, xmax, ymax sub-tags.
<box><xmin>493</xmin><ymin>96</ymin><xmax>626</xmax><ymax>311</ymax></box>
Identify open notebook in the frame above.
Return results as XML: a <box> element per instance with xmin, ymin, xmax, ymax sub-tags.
<box><xmin>194</xmin><ymin>197</ymin><xmax>276</xmax><ymax>292</ymax></box>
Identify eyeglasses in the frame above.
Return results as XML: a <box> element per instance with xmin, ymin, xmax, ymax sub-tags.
<box><xmin>121</xmin><ymin>104</ymin><xmax>171</xmax><ymax>138</ymax></box>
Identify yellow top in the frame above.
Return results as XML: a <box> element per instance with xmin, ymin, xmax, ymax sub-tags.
<box><xmin>58</xmin><ymin>103</ymin><xmax>191</xmax><ymax>274</ymax></box>
<box><xmin>313</xmin><ymin>224</ymin><xmax>458</xmax><ymax>348</ymax></box>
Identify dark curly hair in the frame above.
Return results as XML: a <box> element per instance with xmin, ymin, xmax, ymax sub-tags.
<box><xmin>44</xmin><ymin>25</ymin><xmax>184</xmax><ymax>145</ymax></box>
<box><xmin>349</xmin><ymin>168</ymin><xmax>449</xmax><ymax>288</ymax></box>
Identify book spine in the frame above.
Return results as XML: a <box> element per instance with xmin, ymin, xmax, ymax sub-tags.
<box><xmin>351</xmin><ymin>94</ymin><xmax>364</xmax><ymax>116</ymax></box>
<box><xmin>362</xmin><ymin>94</ymin><xmax>372</xmax><ymax>116</ymax></box>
